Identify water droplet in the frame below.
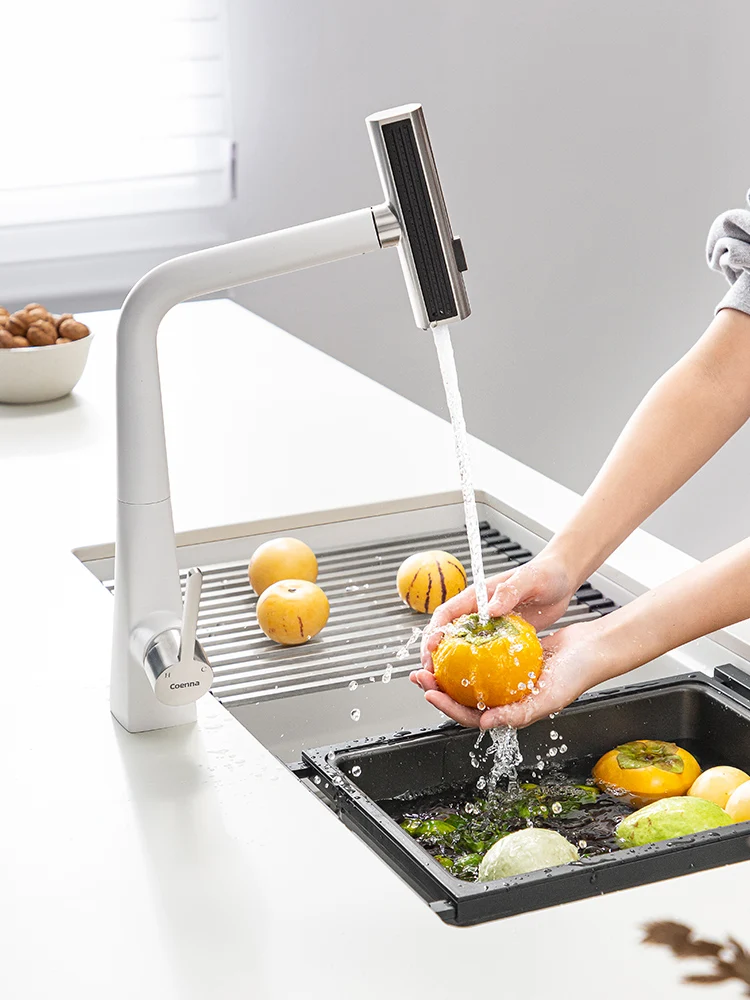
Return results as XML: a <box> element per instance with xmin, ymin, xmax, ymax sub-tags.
<box><xmin>476</xmin><ymin>775</ymin><xmax>487</xmax><ymax>790</ymax></box>
<box><xmin>550</xmin><ymin>730</ymin><xmax>559</xmax><ymax>740</ymax></box>
<box><xmin>348</xmin><ymin>680</ymin><xmax>358</xmax><ymax>691</ymax></box>
<box><xmin>551</xmin><ymin>801</ymin><xmax>562</xmax><ymax>815</ymax></box>
<box><xmin>517</xmin><ymin>681</ymin><xmax>526</xmax><ymax>690</ymax></box>
<box><xmin>369</xmin><ymin>676</ymin><xmax>375</xmax><ymax>683</ymax></box>
<box><xmin>382</xmin><ymin>664</ymin><xmax>393</xmax><ymax>684</ymax></box>
<box><xmin>350</xmin><ymin>708</ymin><xmax>360</xmax><ymax>722</ymax></box>
<box><xmin>477</xmin><ymin>700</ymin><xmax>486</xmax><ymax>710</ymax></box>
<box><xmin>461</xmin><ymin>678</ymin><xmax>469</xmax><ymax>687</ymax></box>
<box><xmin>351</xmin><ymin>765</ymin><xmax>362</xmax><ymax>777</ymax></box>
<box><xmin>548</xmin><ymin>747</ymin><xmax>558</xmax><ymax>757</ymax></box>
<box><xmin>578</xmin><ymin>839</ymin><xmax>587</xmax><ymax>849</ymax></box>
<box><xmin>559</xmin><ymin>744</ymin><xmax>568</xmax><ymax>753</ymax></box>
<box><xmin>313</xmin><ymin>775</ymin><xmax>321</xmax><ymax>785</ymax></box>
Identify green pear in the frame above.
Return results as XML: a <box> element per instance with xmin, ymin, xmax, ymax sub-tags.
<box><xmin>616</xmin><ymin>796</ymin><xmax>732</xmax><ymax>848</ymax></box>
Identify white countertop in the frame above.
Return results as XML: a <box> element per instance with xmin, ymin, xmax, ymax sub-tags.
<box><xmin>1</xmin><ymin>299</ymin><xmax>747</xmax><ymax>999</ymax></box>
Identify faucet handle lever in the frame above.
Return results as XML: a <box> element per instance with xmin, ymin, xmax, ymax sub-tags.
<box><xmin>142</xmin><ymin>566</ymin><xmax>213</xmax><ymax>707</ymax></box>
<box><xmin>179</xmin><ymin>566</ymin><xmax>203</xmax><ymax>666</ymax></box>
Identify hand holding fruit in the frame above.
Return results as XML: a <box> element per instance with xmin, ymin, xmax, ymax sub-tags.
<box><xmin>413</xmin><ymin>617</ymin><xmax>613</xmax><ymax>730</ymax></box>
<box><xmin>420</xmin><ymin>552</ymin><xmax>577</xmax><ymax>674</ymax></box>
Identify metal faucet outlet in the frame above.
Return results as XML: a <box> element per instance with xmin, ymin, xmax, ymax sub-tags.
<box><xmin>111</xmin><ymin>103</ymin><xmax>471</xmax><ymax>733</ymax></box>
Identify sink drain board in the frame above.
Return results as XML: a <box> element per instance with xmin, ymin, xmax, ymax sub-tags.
<box><xmin>104</xmin><ymin>522</ymin><xmax>616</xmax><ymax>707</ymax></box>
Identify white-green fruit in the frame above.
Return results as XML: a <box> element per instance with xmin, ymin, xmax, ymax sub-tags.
<box><xmin>616</xmin><ymin>795</ymin><xmax>732</xmax><ymax>848</ymax></box>
<box><xmin>478</xmin><ymin>828</ymin><xmax>580</xmax><ymax>881</ymax></box>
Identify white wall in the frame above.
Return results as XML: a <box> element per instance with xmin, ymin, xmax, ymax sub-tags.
<box><xmin>227</xmin><ymin>0</ymin><xmax>750</xmax><ymax>561</ymax></box>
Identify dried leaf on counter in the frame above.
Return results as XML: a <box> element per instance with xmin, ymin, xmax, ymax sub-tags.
<box><xmin>643</xmin><ymin>921</ymin><xmax>750</xmax><ymax>993</ymax></box>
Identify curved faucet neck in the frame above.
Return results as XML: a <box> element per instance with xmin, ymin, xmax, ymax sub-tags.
<box><xmin>111</xmin><ymin>207</ymin><xmax>385</xmax><ymax>733</ymax></box>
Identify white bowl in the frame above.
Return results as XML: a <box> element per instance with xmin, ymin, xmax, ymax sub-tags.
<box><xmin>0</xmin><ymin>333</ymin><xmax>94</xmax><ymax>404</ymax></box>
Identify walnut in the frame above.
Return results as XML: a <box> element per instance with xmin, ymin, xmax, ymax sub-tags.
<box><xmin>27</xmin><ymin>322</ymin><xmax>57</xmax><ymax>347</ymax></box>
<box><xmin>56</xmin><ymin>337</ymin><xmax>71</xmax><ymax>344</ymax></box>
<box><xmin>0</xmin><ymin>306</ymin><xmax>9</xmax><ymax>319</ymax></box>
<box><xmin>7</xmin><ymin>312</ymin><xmax>31</xmax><ymax>336</ymax></box>
<box><xmin>0</xmin><ymin>330</ymin><xmax>14</xmax><ymax>348</ymax></box>
<box><xmin>58</xmin><ymin>318</ymin><xmax>89</xmax><ymax>341</ymax></box>
<box><xmin>56</xmin><ymin>313</ymin><xmax>73</xmax><ymax>330</ymax></box>
<box><xmin>0</xmin><ymin>314</ymin><xmax>9</xmax><ymax>328</ymax></box>
<box><xmin>31</xmin><ymin>317</ymin><xmax>55</xmax><ymax>335</ymax></box>
<box><xmin>25</xmin><ymin>306</ymin><xmax>53</xmax><ymax>323</ymax></box>
<box><xmin>10</xmin><ymin>335</ymin><xmax>30</xmax><ymax>348</ymax></box>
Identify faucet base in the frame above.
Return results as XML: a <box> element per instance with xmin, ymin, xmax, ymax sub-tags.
<box><xmin>110</xmin><ymin>699</ymin><xmax>198</xmax><ymax>735</ymax></box>
<box><xmin>111</xmin><ymin>498</ymin><xmax>202</xmax><ymax>733</ymax></box>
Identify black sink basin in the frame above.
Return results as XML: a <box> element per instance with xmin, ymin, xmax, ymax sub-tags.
<box><xmin>300</xmin><ymin>668</ymin><xmax>750</xmax><ymax>926</ymax></box>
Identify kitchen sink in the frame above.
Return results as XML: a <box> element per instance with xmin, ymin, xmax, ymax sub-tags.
<box><xmin>299</xmin><ymin>671</ymin><xmax>750</xmax><ymax>925</ymax></box>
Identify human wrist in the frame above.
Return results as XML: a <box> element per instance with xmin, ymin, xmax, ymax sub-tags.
<box><xmin>542</xmin><ymin>530</ymin><xmax>601</xmax><ymax>594</ymax></box>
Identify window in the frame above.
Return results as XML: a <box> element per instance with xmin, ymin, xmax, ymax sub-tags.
<box><xmin>0</xmin><ymin>0</ymin><xmax>233</xmax><ymax>304</ymax></box>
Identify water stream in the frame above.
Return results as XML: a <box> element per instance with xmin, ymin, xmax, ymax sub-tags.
<box><xmin>432</xmin><ymin>326</ymin><xmax>490</xmax><ymax>624</ymax></box>
<box><xmin>432</xmin><ymin>325</ymin><xmax>519</xmax><ymax>784</ymax></box>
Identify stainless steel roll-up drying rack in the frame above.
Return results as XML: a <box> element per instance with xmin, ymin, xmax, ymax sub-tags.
<box><xmin>105</xmin><ymin>521</ymin><xmax>616</xmax><ymax>709</ymax></box>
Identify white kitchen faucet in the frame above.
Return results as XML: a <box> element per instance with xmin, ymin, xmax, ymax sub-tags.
<box><xmin>112</xmin><ymin>104</ymin><xmax>471</xmax><ymax>733</ymax></box>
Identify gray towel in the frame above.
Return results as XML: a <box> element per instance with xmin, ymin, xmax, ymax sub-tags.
<box><xmin>707</xmin><ymin>189</ymin><xmax>750</xmax><ymax>315</ymax></box>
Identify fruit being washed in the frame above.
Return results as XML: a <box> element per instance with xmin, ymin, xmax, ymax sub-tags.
<box><xmin>396</xmin><ymin>550</ymin><xmax>467</xmax><ymax>614</ymax></box>
<box><xmin>249</xmin><ymin>537</ymin><xmax>318</xmax><ymax>596</ymax></box>
<box><xmin>478</xmin><ymin>828</ymin><xmax>579</xmax><ymax>881</ymax></box>
<box><xmin>592</xmin><ymin>740</ymin><xmax>701</xmax><ymax>808</ymax></box>
<box><xmin>432</xmin><ymin>613</ymin><xmax>544</xmax><ymax>709</ymax></box>
<box><xmin>615</xmin><ymin>796</ymin><xmax>732</xmax><ymax>848</ymax></box>
<box><xmin>256</xmin><ymin>579</ymin><xmax>329</xmax><ymax>645</ymax></box>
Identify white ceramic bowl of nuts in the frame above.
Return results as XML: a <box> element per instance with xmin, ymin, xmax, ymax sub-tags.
<box><xmin>0</xmin><ymin>303</ymin><xmax>93</xmax><ymax>404</ymax></box>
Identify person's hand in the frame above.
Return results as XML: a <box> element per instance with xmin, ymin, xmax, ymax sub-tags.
<box><xmin>411</xmin><ymin>618</ymin><xmax>614</xmax><ymax>730</ymax></box>
<box><xmin>418</xmin><ymin>552</ymin><xmax>576</xmax><ymax>675</ymax></box>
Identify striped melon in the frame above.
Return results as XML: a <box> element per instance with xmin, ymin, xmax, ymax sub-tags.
<box><xmin>396</xmin><ymin>550</ymin><xmax>467</xmax><ymax>614</ymax></box>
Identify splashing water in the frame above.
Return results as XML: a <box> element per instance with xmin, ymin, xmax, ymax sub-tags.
<box><xmin>432</xmin><ymin>325</ymin><xmax>489</xmax><ymax>623</ymax></box>
<box><xmin>396</xmin><ymin>626</ymin><xmax>422</xmax><ymax>659</ymax></box>
<box><xmin>487</xmin><ymin>725</ymin><xmax>522</xmax><ymax>795</ymax></box>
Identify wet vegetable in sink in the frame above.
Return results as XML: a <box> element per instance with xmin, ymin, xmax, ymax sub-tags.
<box><xmin>391</xmin><ymin>775</ymin><xmax>630</xmax><ymax>881</ymax></box>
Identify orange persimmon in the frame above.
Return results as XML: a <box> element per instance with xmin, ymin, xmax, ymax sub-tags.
<box><xmin>592</xmin><ymin>740</ymin><xmax>701</xmax><ymax>808</ymax></box>
<box><xmin>432</xmin><ymin>613</ymin><xmax>544</xmax><ymax>709</ymax></box>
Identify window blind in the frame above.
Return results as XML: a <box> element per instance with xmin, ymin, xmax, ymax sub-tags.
<box><xmin>0</xmin><ymin>0</ymin><xmax>232</xmax><ymax>232</ymax></box>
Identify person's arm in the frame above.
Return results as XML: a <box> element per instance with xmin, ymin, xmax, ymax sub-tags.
<box><xmin>464</xmin><ymin>535</ymin><xmax>750</xmax><ymax>730</ymax></box>
<box><xmin>420</xmin><ymin>306</ymin><xmax>750</xmax><ymax>678</ymax></box>
<box><xmin>545</xmin><ymin>306</ymin><xmax>750</xmax><ymax>591</ymax></box>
